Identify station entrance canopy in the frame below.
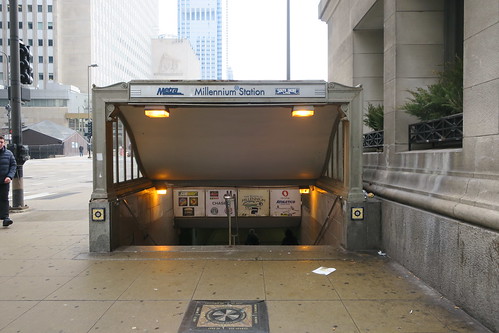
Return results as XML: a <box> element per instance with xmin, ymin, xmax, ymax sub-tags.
<box><xmin>89</xmin><ymin>80</ymin><xmax>364</xmax><ymax>252</ymax></box>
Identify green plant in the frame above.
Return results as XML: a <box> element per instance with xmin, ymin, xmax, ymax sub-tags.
<box><xmin>363</xmin><ymin>103</ymin><xmax>384</xmax><ymax>131</ymax></box>
<box><xmin>401</xmin><ymin>58</ymin><xmax>463</xmax><ymax>121</ymax></box>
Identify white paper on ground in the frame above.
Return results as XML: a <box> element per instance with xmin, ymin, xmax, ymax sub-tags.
<box><xmin>312</xmin><ymin>267</ymin><xmax>336</xmax><ymax>275</ymax></box>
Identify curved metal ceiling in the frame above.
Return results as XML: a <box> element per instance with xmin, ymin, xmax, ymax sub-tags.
<box><xmin>119</xmin><ymin>104</ymin><xmax>340</xmax><ymax>182</ymax></box>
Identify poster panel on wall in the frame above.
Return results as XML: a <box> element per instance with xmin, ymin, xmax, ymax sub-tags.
<box><xmin>205</xmin><ymin>188</ymin><xmax>237</xmax><ymax>217</ymax></box>
<box><xmin>237</xmin><ymin>189</ymin><xmax>270</xmax><ymax>217</ymax></box>
<box><xmin>270</xmin><ymin>188</ymin><xmax>302</xmax><ymax>216</ymax></box>
<box><xmin>173</xmin><ymin>188</ymin><xmax>206</xmax><ymax>217</ymax></box>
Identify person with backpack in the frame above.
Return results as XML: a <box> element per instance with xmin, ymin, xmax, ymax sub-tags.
<box><xmin>0</xmin><ymin>136</ymin><xmax>16</xmax><ymax>227</ymax></box>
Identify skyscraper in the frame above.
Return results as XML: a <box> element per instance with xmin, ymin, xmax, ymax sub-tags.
<box><xmin>0</xmin><ymin>0</ymin><xmax>58</xmax><ymax>88</ymax></box>
<box><xmin>57</xmin><ymin>0</ymin><xmax>158</xmax><ymax>90</ymax></box>
<box><xmin>177</xmin><ymin>0</ymin><xmax>222</xmax><ymax>80</ymax></box>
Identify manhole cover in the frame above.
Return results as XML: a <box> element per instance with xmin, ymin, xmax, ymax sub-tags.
<box><xmin>206</xmin><ymin>307</ymin><xmax>247</xmax><ymax>323</ymax></box>
<box><xmin>178</xmin><ymin>300</ymin><xmax>268</xmax><ymax>333</ymax></box>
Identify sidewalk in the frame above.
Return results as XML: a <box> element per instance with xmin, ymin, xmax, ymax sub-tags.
<box><xmin>0</xmin><ymin>157</ymin><xmax>492</xmax><ymax>333</ymax></box>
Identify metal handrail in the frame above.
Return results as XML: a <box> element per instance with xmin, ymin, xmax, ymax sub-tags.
<box><xmin>313</xmin><ymin>195</ymin><xmax>342</xmax><ymax>245</ymax></box>
<box><xmin>121</xmin><ymin>199</ymin><xmax>158</xmax><ymax>245</ymax></box>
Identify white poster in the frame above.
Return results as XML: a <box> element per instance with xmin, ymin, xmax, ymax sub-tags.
<box><xmin>205</xmin><ymin>188</ymin><xmax>237</xmax><ymax>217</ymax></box>
<box><xmin>237</xmin><ymin>189</ymin><xmax>270</xmax><ymax>217</ymax></box>
<box><xmin>270</xmin><ymin>188</ymin><xmax>301</xmax><ymax>217</ymax></box>
<box><xmin>173</xmin><ymin>188</ymin><xmax>205</xmax><ymax>217</ymax></box>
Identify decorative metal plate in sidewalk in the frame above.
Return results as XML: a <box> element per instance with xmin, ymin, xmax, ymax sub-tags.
<box><xmin>178</xmin><ymin>300</ymin><xmax>269</xmax><ymax>333</ymax></box>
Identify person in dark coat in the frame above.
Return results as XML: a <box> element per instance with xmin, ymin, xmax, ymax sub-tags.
<box><xmin>0</xmin><ymin>136</ymin><xmax>16</xmax><ymax>227</ymax></box>
<box><xmin>245</xmin><ymin>229</ymin><xmax>260</xmax><ymax>245</ymax></box>
<box><xmin>281</xmin><ymin>228</ymin><xmax>299</xmax><ymax>245</ymax></box>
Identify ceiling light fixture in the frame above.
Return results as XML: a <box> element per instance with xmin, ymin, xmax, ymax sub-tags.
<box><xmin>292</xmin><ymin>105</ymin><xmax>314</xmax><ymax>117</ymax></box>
<box><xmin>155</xmin><ymin>183</ymin><xmax>167</xmax><ymax>195</ymax></box>
<box><xmin>145</xmin><ymin>106</ymin><xmax>169</xmax><ymax>118</ymax></box>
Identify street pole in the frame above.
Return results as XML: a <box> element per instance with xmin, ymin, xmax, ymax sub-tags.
<box><xmin>286</xmin><ymin>0</ymin><xmax>290</xmax><ymax>80</ymax></box>
<box><xmin>9</xmin><ymin>0</ymin><xmax>26</xmax><ymax>209</ymax></box>
<box><xmin>87</xmin><ymin>64</ymin><xmax>97</xmax><ymax>158</ymax></box>
<box><xmin>224</xmin><ymin>194</ymin><xmax>233</xmax><ymax>246</ymax></box>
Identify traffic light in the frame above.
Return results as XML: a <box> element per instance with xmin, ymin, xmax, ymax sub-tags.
<box><xmin>87</xmin><ymin>121</ymin><xmax>93</xmax><ymax>137</ymax></box>
<box><xmin>19</xmin><ymin>42</ymin><xmax>33</xmax><ymax>85</ymax></box>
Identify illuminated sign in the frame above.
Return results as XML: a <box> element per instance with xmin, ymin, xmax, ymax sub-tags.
<box><xmin>130</xmin><ymin>82</ymin><xmax>327</xmax><ymax>99</ymax></box>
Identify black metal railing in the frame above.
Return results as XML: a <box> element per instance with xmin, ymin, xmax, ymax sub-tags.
<box><xmin>25</xmin><ymin>144</ymin><xmax>63</xmax><ymax>159</ymax></box>
<box><xmin>363</xmin><ymin>130</ymin><xmax>384</xmax><ymax>151</ymax></box>
<box><xmin>409</xmin><ymin>113</ymin><xmax>463</xmax><ymax>150</ymax></box>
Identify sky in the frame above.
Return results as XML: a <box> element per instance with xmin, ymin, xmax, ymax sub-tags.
<box><xmin>158</xmin><ymin>0</ymin><xmax>328</xmax><ymax>81</ymax></box>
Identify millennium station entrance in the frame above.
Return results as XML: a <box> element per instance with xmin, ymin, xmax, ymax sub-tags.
<box><xmin>88</xmin><ymin>80</ymin><xmax>377</xmax><ymax>252</ymax></box>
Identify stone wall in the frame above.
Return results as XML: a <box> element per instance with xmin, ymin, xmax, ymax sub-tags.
<box><xmin>381</xmin><ymin>199</ymin><xmax>499</xmax><ymax>331</ymax></box>
<box><xmin>319</xmin><ymin>0</ymin><xmax>499</xmax><ymax>330</ymax></box>
<box><xmin>301</xmin><ymin>188</ymin><xmax>380</xmax><ymax>251</ymax></box>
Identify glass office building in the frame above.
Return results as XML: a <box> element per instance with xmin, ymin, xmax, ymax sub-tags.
<box><xmin>177</xmin><ymin>0</ymin><xmax>222</xmax><ymax>80</ymax></box>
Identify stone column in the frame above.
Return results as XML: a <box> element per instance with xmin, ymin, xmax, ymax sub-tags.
<box><xmin>383</xmin><ymin>0</ymin><xmax>446</xmax><ymax>152</ymax></box>
<box><xmin>353</xmin><ymin>29</ymin><xmax>384</xmax><ymax>132</ymax></box>
<box><xmin>462</xmin><ymin>0</ymin><xmax>499</xmax><ymax>160</ymax></box>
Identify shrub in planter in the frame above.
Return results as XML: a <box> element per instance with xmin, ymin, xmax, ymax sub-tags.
<box><xmin>401</xmin><ymin>58</ymin><xmax>463</xmax><ymax>121</ymax></box>
<box><xmin>363</xmin><ymin>103</ymin><xmax>384</xmax><ymax>131</ymax></box>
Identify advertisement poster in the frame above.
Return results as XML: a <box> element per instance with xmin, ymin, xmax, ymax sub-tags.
<box><xmin>205</xmin><ymin>188</ymin><xmax>237</xmax><ymax>217</ymax></box>
<box><xmin>270</xmin><ymin>188</ymin><xmax>302</xmax><ymax>217</ymax></box>
<box><xmin>237</xmin><ymin>189</ymin><xmax>269</xmax><ymax>217</ymax></box>
<box><xmin>173</xmin><ymin>189</ymin><xmax>205</xmax><ymax>217</ymax></box>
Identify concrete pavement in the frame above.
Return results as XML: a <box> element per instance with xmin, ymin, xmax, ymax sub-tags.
<box><xmin>0</xmin><ymin>156</ymin><xmax>492</xmax><ymax>332</ymax></box>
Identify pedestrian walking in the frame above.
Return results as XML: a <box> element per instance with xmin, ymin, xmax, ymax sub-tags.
<box><xmin>245</xmin><ymin>229</ymin><xmax>260</xmax><ymax>245</ymax></box>
<box><xmin>0</xmin><ymin>136</ymin><xmax>17</xmax><ymax>227</ymax></box>
<box><xmin>78</xmin><ymin>145</ymin><xmax>84</xmax><ymax>156</ymax></box>
<box><xmin>281</xmin><ymin>228</ymin><xmax>299</xmax><ymax>245</ymax></box>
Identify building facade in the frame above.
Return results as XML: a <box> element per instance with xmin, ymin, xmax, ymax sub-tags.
<box><xmin>0</xmin><ymin>0</ymin><xmax>57</xmax><ymax>89</ymax></box>
<box><xmin>177</xmin><ymin>0</ymin><xmax>222</xmax><ymax>80</ymax></box>
<box><xmin>151</xmin><ymin>37</ymin><xmax>201</xmax><ymax>80</ymax></box>
<box><xmin>57</xmin><ymin>0</ymin><xmax>158</xmax><ymax>90</ymax></box>
<box><xmin>0</xmin><ymin>0</ymin><xmax>158</xmax><ymax>134</ymax></box>
<box><xmin>318</xmin><ymin>0</ymin><xmax>498</xmax><ymax>331</ymax></box>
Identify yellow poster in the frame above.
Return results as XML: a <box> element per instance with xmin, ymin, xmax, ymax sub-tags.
<box><xmin>237</xmin><ymin>189</ymin><xmax>269</xmax><ymax>216</ymax></box>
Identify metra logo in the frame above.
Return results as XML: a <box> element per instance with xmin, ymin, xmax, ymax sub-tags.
<box><xmin>156</xmin><ymin>87</ymin><xmax>184</xmax><ymax>96</ymax></box>
<box><xmin>275</xmin><ymin>88</ymin><xmax>300</xmax><ymax>95</ymax></box>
